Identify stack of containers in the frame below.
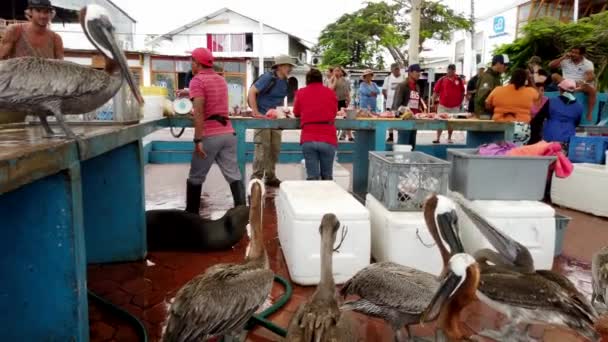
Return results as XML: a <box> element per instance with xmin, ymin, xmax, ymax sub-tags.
<box><xmin>365</xmin><ymin>148</ymin><xmax>451</xmax><ymax>276</ymax></box>
<box><xmin>551</xmin><ymin>131</ymin><xmax>608</xmax><ymax>217</ymax></box>
<box><xmin>447</xmin><ymin>148</ymin><xmax>562</xmax><ymax>264</ymax></box>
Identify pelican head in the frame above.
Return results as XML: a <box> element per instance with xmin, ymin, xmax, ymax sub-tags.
<box><xmin>319</xmin><ymin>213</ymin><xmax>340</xmax><ymax>236</ymax></box>
<box><xmin>424</xmin><ymin>194</ymin><xmax>465</xmax><ymax>264</ymax></box>
<box><xmin>79</xmin><ymin>4</ymin><xmax>144</xmax><ymax>105</ymax></box>
<box><xmin>421</xmin><ymin>253</ymin><xmax>479</xmax><ymax>323</ymax></box>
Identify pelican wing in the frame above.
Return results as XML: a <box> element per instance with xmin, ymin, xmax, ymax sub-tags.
<box><xmin>479</xmin><ymin>272</ymin><xmax>597</xmax><ymax>325</ymax></box>
<box><xmin>0</xmin><ymin>57</ymin><xmax>111</xmax><ymax>103</ymax></box>
<box><xmin>341</xmin><ymin>261</ymin><xmax>438</xmax><ymax>314</ymax></box>
<box><xmin>592</xmin><ymin>246</ymin><xmax>608</xmax><ymax>303</ymax></box>
<box><xmin>164</xmin><ymin>263</ymin><xmax>274</xmax><ymax>341</ymax></box>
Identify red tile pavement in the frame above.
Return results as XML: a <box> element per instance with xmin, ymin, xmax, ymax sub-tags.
<box><xmin>88</xmin><ymin>164</ymin><xmax>608</xmax><ymax>342</ymax></box>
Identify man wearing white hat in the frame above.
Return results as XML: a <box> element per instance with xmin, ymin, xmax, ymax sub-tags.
<box><xmin>247</xmin><ymin>54</ymin><xmax>296</xmax><ymax>187</ymax></box>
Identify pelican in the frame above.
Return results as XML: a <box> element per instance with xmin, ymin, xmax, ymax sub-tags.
<box><xmin>592</xmin><ymin>246</ymin><xmax>608</xmax><ymax>311</ymax></box>
<box><xmin>454</xmin><ymin>200</ymin><xmax>599</xmax><ymax>341</ymax></box>
<box><xmin>420</xmin><ymin>253</ymin><xmax>480</xmax><ymax>341</ymax></box>
<box><xmin>0</xmin><ymin>4</ymin><xmax>144</xmax><ymax>141</ymax></box>
<box><xmin>162</xmin><ymin>179</ymin><xmax>274</xmax><ymax>342</ymax></box>
<box><xmin>285</xmin><ymin>213</ymin><xmax>357</xmax><ymax>342</ymax></box>
<box><xmin>339</xmin><ymin>194</ymin><xmax>462</xmax><ymax>342</ymax></box>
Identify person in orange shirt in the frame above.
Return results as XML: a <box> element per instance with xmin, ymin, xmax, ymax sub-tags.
<box><xmin>486</xmin><ymin>69</ymin><xmax>539</xmax><ymax>144</ymax></box>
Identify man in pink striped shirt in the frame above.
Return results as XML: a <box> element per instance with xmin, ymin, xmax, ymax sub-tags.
<box><xmin>185</xmin><ymin>47</ymin><xmax>245</xmax><ymax>214</ymax></box>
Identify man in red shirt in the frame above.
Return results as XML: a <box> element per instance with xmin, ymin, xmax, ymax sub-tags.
<box><xmin>185</xmin><ymin>47</ymin><xmax>245</xmax><ymax>214</ymax></box>
<box><xmin>433</xmin><ymin>64</ymin><xmax>465</xmax><ymax>144</ymax></box>
<box><xmin>392</xmin><ymin>64</ymin><xmax>424</xmax><ymax>113</ymax></box>
<box><xmin>293</xmin><ymin>69</ymin><xmax>338</xmax><ymax>180</ymax></box>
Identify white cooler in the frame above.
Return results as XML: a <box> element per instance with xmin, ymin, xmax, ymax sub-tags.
<box><xmin>551</xmin><ymin>163</ymin><xmax>608</xmax><ymax>217</ymax></box>
<box><xmin>299</xmin><ymin>159</ymin><xmax>351</xmax><ymax>191</ymax></box>
<box><xmin>366</xmin><ymin>194</ymin><xmax>444</xmax><ymax>276</ymax></box>
<box><xmin>276</xmin><ymin>181</ymin><xmax>370</xmax><ymax>285</ymax></box>
<box><xmin>452</xmin><ymin>193</ymin><xmax>556</xmax><ymax>270</ymax></box>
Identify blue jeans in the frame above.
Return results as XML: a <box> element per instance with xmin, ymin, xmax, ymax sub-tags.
<box><xmin>302</xmin><ymin>142</ymin><xmax>336</xmax><ymax>180</ymax></box>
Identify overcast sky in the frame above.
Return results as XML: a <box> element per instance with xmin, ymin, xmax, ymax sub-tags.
<box><xmin>109</xmin><ymin>0</ymin><xmax>501</xmax><ymax>43</ymax></box>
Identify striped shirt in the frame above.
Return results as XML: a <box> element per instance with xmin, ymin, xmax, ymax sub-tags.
<box><xmin>189</xmin><ymin>69</ymin><xmax>233</xmax><ymax>137</ymax></box>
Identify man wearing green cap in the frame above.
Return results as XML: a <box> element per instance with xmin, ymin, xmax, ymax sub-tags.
<box><xmin>247</xmin><ymin>55</ymin><xmax>295</xmax><ymax>187</ymax></box>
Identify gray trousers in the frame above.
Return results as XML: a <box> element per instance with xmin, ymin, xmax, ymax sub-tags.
<box><xmin>188</xmin><ymin>134</ymin><xmax>241</xmax><ymax>186</ymax></box>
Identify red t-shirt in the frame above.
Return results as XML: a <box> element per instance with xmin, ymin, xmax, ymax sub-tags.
<box><xmin>189</xmin><ymin>69</ymin><xmax>233</xmax><ymax>137</ymax></box>
<box><xmin>293</xmin><ymin>83</ymin><xmax>338</xmax><ymax>146</ymax></box>
<box><xmin>408</xmin><ymin>80</ymin><xmax>422</xmax><ymax>114</ymax></box>
<box><xmin>433</xmin><ymin>75</ymin><xmax>465</xmax><ymax>108</ymax></box>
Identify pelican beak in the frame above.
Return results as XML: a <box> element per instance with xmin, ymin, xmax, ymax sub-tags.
<box><xmin>421</xmin><ymin>269</ymin><xmax>463</xmax><ymax>323</ymax></box>
<box><xmin>436</xmin><ymin>209</ymin><xmax>465</xmax><ymax>254</ymax></box>
<box><xmin>81</xmin><ymin>5</ymin><xmax>144</xmax><ymax>105</ymax></box>
<box><xmin>421</xmin><ymin>253</ymin><xmax>476</xmax><ymax>324</ymax></box>
<box><xmin>457</xmin><ymin>202</ymin><xmax>527</xmax><ymax>266</ymax></box>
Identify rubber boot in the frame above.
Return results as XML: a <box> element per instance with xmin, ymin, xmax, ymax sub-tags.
<box><xmin>185</xmin><ymin>181</ymin><xmax>202</xmax><ymax>214</ymax></box>
<box><xmin>229</xmin><ymin>180</ymin><xmax>247</xmax><ymax>207</ymax></box>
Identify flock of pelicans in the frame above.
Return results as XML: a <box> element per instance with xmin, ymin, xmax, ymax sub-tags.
<box><xmin>161</xmin><ymin>179</ymin><xmax>608</xmax><ymax>342</ymax></box>
<box><xmin>0</xmin><ymin>4</ymin><xmax>607</xmax><ymax>341</ymax></box>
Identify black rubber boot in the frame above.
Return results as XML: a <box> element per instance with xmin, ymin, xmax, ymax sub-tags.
<box><xmin>185</xmin><ymin>181</ymin><xmax>202</xmax><ymax>214</ymax></box>
<box><xmin>229</xmin><ymin>180</ymin><xmax>247</xmax><ymax>207</ymax></box>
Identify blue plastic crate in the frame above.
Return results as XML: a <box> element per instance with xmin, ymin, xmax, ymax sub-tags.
<box><xmin>568</xmin><ymin>136</ymin><xmax>608</xmax><ymax>164</ymax></box>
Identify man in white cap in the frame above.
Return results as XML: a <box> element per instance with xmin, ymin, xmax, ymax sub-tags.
<box><xmin>247</xmin><ymin>55</ymin><xmax>296</xmax><ymax>187</ymax></box>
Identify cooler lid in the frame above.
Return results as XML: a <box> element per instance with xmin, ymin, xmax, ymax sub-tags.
<box><xmin>466</xmin><ymin>200</ymin><xmax>554</xmax><ymax>218</ymax></box>
<box><xmin>279</xmin><ymin>181</ymin><xmax>368</xmax><ymax>220</ymax></box>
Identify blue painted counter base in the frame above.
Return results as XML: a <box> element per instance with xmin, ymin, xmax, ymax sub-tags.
<box><xmin>82</xmin><ymin>141</ymin><xmax>147</xmax><ymax>264</ymax></box>
<box><xmin>0</xmin><ymin>166</ymin><xmax>89</xmax><ymax>341</ymax></box>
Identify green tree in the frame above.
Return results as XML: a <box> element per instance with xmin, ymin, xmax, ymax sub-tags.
<box><xmin>495</xmin><ymin>11</ymin><xmax>608</xmax><ymax>90</ymax></box>
<box><xmin>316</xmin><ymin>1</ymin><xmax>472</xmax><ymax>69</ymax></box>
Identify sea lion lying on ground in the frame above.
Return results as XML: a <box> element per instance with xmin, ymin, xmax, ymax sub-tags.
<box><xmin>146</xmin><ymin>205</ymin><xmax>249</xmax><ymax>251</ymax></box>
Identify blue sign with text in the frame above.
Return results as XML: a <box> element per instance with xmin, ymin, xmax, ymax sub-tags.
<box><xmin>493</xmin><ymin>16</ymin><xmax>505</xmax><ymax>34</ymax></box>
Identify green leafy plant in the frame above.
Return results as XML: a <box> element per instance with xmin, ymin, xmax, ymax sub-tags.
<box><xmin>495</xmin><ymin>12</ymin><xmax>608</xmax><ymax>90</ymax></box>
<box><xmin>316</xmin><ymin>1</ymin><xmax>472</xmax><ymax>69</ymax></box>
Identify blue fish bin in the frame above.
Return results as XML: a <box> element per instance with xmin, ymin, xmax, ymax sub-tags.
<box><xmin>568</xmin><ymin>136</ymin><xmax>608</xmax><ymax>164</ymax></box>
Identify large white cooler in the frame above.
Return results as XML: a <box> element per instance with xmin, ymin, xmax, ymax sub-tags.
<box><xmin>551</xmin><ymin>163</ymin><xmax>608</xmax><ymax>217</ymax></box>
<box><xmin>452</xmin><ymin>193</ymin><xmax>556</xmax><ymax>270</ymax></box>
<box><xmin>299</xmin><ymin>160</ymin><xmax>351</xmax><ymax>191</ymax></box>
<box><xmin>276</xmin><ymin>181</ymin><xmax>370</xmax><ymax>285</ymax></box>
<box><xmin>366</xmin><ymin>194</ymin><xmax>444</xmax><ymax>276</ymax></box>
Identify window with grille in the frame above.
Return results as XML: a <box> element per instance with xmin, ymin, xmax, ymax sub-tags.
<box><xmin>207</xmin><ymin>33</ymin><xmax>254</xmax><ymax>53</ymax></box>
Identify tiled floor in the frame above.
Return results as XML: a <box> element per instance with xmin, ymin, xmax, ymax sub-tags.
<box><xmin>88</xmin><ymin>163</ymin><xmax>607</xmax><ymax>342</ymax></box>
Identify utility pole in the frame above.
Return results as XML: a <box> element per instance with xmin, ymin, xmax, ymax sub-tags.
<box><xmin>408</xmin><ymin>0</ymin><xmax>422</xmax><ymax>65</ymax></box>
<box><xmin>258</xmin><ymin>22</ymin><xmax>264</xmax><ymax>77</ymax></box>
<box><xmin>470</xmin><ymin>0</ymin><xmax>476</xmax><ymax>77</ymax></box>
<box><xmin>573</xmin><ymin>0</ymin><xmax>579</xmax><ymax>22</ymax></box>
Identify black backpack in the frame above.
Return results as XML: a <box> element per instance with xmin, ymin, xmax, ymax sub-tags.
<box><xmin>247</xmin><ymin>71</ymin><xmax>278</xmax><ymax>108</ymax></box>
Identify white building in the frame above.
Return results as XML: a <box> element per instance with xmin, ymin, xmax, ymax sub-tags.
<box><xmin>142</xmin><ymin>8</ymin><xmax>313</xmax><ymax>107</ymax></box>
<box><xmin>449</xmin><ymin>0</ymin><xmax>601</xmax><ymax>78</ymax></box>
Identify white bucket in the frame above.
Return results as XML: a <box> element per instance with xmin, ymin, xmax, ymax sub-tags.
<box><xmin>393</xmin><ymin>144</ymin><xmax>413</xmax><ymax>152</ymax></box>
<box><xmin>142</xmin><ymin>95</ymin><xmax>164</xmax><ymax>119</ymax></box>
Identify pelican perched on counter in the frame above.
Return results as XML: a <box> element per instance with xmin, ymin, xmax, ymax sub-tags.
<box><xmin>420</xmin><ymin>253</ymin><xmax>480</xmax><ymax>341</ymax></box>
<box><xmin>339</xmin><ymin>194</ymin><xmax>462</xmax><ymax>342</ymax></box>
<box><xmin>592</xmin><ymin>246</ymin><xmax>608</xmax><ymax>311</ymax></box>
<box><xmin>285</xmin><ymin>213</ymin><xmax>357</xmax><ymax>342</ymax></box>
<box><xmin>0</xmin><ymin>4</ymin><xmax>144</xmax><ymax>139</ymax></box>
<box><xmin>454</xmin><ymin>201</ymin><xmax>600</xmax><ymax>341</ymax></box>
<box><xmin>162</xmin><ymin>180</ymin><xmax>273</xmax><ymax>342</ymax></box>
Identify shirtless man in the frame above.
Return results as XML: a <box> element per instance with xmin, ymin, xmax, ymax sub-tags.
<box><xmin>0</xmin><ymin>0</ymin><xmax>64</xmax><ymax>60</ymax></box>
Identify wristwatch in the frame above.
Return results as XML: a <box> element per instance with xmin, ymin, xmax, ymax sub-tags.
<box><xmin>193</xmin><ymin>138</ymin><xmax>202</xmax><ymax>143</ymax></box>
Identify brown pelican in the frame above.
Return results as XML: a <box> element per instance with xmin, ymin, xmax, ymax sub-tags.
<box><xmin>454</xmin><ymin>201</ymin><xmax>600</xmax><ymax>341</ymax></box>
<box><xmin>339</xmin><ymin>194</ymin><xmax>461</xmax><ymax>342</ymax></box>
<box><xmin>0</xmin><ymin>4</ymin><xmax>144</xmax><ymax>140</ymax></box>
<box><xmin>420</xmin><ymin>253</ymin><xmax>480</xmax><ymax>341</ymax></box>
<box><xmin>593</xmin><ymin>246</ymin><xmax>608</xmax><ymax>311</ymax></box>
<box><xmin>285</xmin><ymin>213</ymin><xmax>357</xmax><ymax>342</ymax></box>
<box><xmin>162</xmin><ymin>179</ymin><xmax>273</xmax><ymax>342</ymax></box>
